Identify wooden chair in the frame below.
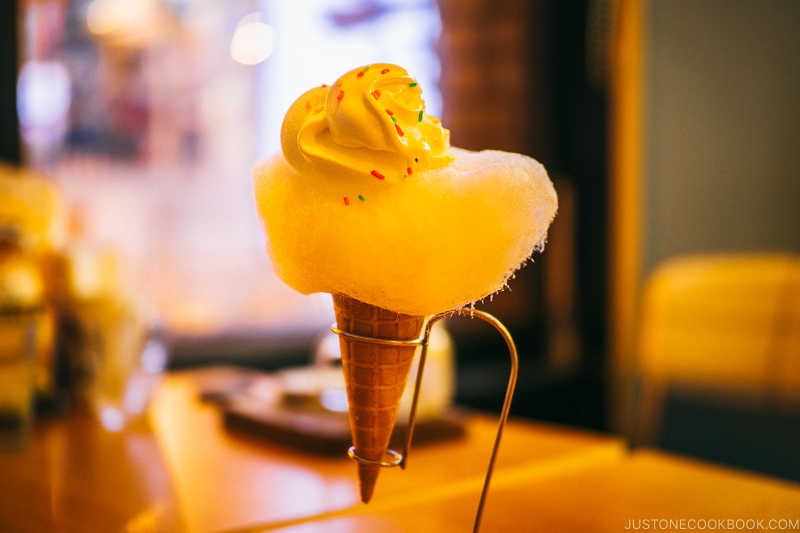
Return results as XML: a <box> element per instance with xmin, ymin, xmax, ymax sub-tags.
<box><xmin>631</xmin><ymin>253</ymin><xmax>800</xmax><ymax>480</ymax></box>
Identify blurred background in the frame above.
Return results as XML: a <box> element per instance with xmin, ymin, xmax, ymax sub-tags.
<box><xmin>1</xmin><ymin>0</ymin><xmax>798</xmax><ymax>481</ymax></box>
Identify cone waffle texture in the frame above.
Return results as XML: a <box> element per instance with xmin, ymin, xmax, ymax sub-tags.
<box><xmin>333</xmin><ymin>294</ymin><xmax>424</xmax><ymax>503</ymax></box>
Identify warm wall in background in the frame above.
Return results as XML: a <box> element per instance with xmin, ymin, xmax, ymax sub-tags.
<box><xmin>610</xmin><ymin>0</ymin><xmax>800</xmax><ymax>432</ymax></box>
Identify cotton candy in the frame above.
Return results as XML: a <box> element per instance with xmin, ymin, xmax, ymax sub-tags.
<box><xmin>253</xmin><ymin>64</ymin><xmax>557</xmax><ymax>317</ymax></box>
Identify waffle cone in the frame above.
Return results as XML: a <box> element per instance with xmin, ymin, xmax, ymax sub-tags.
<box><xmin>333</xmin><ymin>294</ymin><xmax>424</xmax><ymax>504</ymax></box>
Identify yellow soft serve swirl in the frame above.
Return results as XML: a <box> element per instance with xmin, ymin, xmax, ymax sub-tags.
<box><xmin>281</xmin><ymin>64</ymin><xmax>453</xmax><ymax>184</ymax></box>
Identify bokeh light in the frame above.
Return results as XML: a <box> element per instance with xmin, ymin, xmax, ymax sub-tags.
<box><xmin>231</xmin><ymin>13</ymin><xmax>274</xmax><ymax>66</ymax></box>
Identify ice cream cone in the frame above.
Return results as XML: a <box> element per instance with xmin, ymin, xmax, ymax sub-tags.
<box><xmin>332</xmin><ymin>293</ymin><xmax>425</xmax><ymax>503</ymax></box>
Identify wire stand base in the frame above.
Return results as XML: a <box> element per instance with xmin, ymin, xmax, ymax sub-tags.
<box><xmin>332</xmin><ymin>308</ymin><xmax>519</xmax><ymax>533</ymax></box>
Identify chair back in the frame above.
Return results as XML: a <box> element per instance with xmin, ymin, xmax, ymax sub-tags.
<box><xmin>639</xmin><ymin>253</ymin><xmax>800</xmax><ymax>400</ymax></box>
<box><xmin>633</xmin><ymin>253</ymin><xmax>800</xmax><ymax>448</ymax></box>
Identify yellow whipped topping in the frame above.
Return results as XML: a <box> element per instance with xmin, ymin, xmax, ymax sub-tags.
<box><xmin>281</xmin><ymin>64</ymin><xmax>453</xmax><ymax>185</ymax></box>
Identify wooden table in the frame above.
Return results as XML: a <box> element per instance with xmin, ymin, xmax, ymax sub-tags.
<box><xmin>272</xmin><ymin>450</ymin><xmax>800</xmax><ymax>532</ymax></box>
<box><xmin>0</xmin><ymin>368</ymin><xmax>625</xmax><ymax>533</ymax></box>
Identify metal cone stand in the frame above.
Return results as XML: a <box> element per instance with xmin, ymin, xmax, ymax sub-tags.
<box><xmin>332</xmin><ymin>308</ymin><xmax>519</xmax><ymax>533</ymax></box>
